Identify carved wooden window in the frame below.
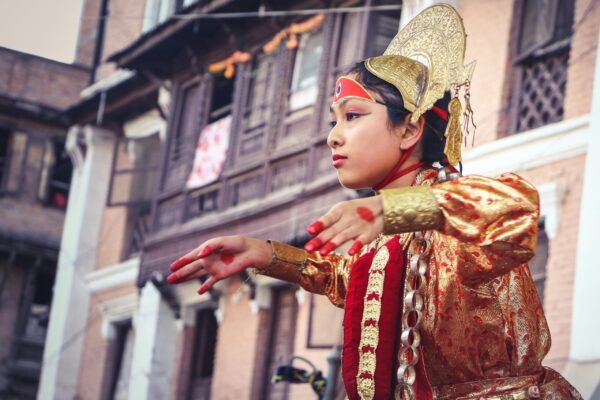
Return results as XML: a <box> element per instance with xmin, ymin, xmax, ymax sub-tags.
<box><xmin>363</xmin><ymin>1</ymin><xmax>401</xmax><ymax>59</ymax></box>
<box><xmin>161</xmin><ymin>80</ymin><xmax>203</xmax><ymax>194</ymax></box>
<box><xmin>269</xmin><ymin>154</ymin><xmax>308</xmax><ymax>193</ymax></box>
<box><xmin>529</xmin><ymin>220</ymin><xmax>549</xmax><ymax>305</ymax></box>
<box><xmin>187</xmin><ymin>308</ymin><xmax>218</xmax><ymax>400</ymax></box>
<box><xmin>155</xmin><ymin>193</ymin><xmax>185</xmax><ymax>231</ymax></box>
<box><xmin>228</xmin><ymin>170</ymin><xmax>264</xmax><ymax>207</ymax></box>
<box><xmin>288</xmin><ymin>28</ymin><xmax>324</xmax><ymax>111</ymax></box>
<box><xmin>2</xmin><ymin>131</ymin><xmax>27</xmax><ymax>195</ymax></box>
<box><xmin>237</xmin><ymin>52</ymin><xmax>278</xmax><ymax>159</ymax></box>
<box><xmin>185</xmin><ymin>182</ymin><xmax>221</xmax><ymax>219</ymax></box>
<box><xmin>511</xmin><ymin>0</ymin><xmax>575</xmax><ymax>133</ymax></box>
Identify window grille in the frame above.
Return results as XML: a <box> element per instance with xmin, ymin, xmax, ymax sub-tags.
<box><xmin>512</xmin><ymin>0</ymin><xmax>574</xmax><ymax>133</ymax></box>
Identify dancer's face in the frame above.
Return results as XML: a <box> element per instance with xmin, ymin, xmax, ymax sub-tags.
<box><xmin>327</xmin><ymin>89</ymin><xmax>424</xmax><ymax>189</ymax></box>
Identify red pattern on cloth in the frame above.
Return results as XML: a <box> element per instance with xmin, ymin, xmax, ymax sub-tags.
<box><xmin>186</xmin><ymin>115</ymin><xmax>231</xmax><ymax>189</ymax></box>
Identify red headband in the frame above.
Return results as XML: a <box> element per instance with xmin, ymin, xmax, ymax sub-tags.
<box><xmin>332</xmin><ymin>76</ymin><xmax>376</xmax><ymax>105</ymax></box>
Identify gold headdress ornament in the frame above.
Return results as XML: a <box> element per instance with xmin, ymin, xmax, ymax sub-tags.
<box><xmin>364</xmin><ymin>4</ymin><xmax>476</xmax><ymax>165</ymax></box>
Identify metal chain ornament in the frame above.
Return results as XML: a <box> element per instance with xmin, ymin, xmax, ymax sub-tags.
<box><xmin>395</xmin><ymin>230</ymin><xmax>433</xmax><ymax>400</ymax></box>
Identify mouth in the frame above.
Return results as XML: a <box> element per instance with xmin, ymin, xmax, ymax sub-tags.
<box><xmin>332</xmin><ymin>154</ymin><xmax>348</xmax><ymax>168</ymax></box>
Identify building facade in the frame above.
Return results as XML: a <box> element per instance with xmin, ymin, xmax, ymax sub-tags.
<box><xmin>0</xmin><ymin>47</ymin><xmax>89</xmax><ymax>398</ymax></box>
<box><xmin>37</xmin><ymin>0</ymin><xmax>600</xmax><ymax>399</ymax></box>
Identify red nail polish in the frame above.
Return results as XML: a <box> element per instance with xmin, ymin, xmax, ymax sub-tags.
<box><xmin>319</xmin><ymin>242</ymin><xmax>337</xmax><ymax>256</ymax></box>
<box><xmin>307</xmin><ymin>221</ymin><xmax>325</xmax><ymax>235</ymax></box>
<box><xmin>305</xmin><ymin>238</ymin><xmax>322</xmax><ymax>252</ymax></box>
<box><xmin>348</xmin><ymin>240</ymin><xmax>363</xmax><ymax>256</ymax></box>
<box><xmin>166</xmin><ymin>273</ymin><xmax>179</xmax><ymax>284</ymax></box>
<box><xmin>170</xmin><ymin>256</ymin><xmax>196</xmax><ymax>272</ymax></box>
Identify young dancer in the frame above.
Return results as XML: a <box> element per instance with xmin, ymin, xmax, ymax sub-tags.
<box><xmin>167</xmin><ymin>5</ymin><xmax>581</xmax><ymax>399</ymax></box>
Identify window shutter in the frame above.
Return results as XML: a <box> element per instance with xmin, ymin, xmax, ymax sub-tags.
<box><xmin>163</xmin><ymin>80</ymin><xmax>204</xmax><ymax>193</ymax></box>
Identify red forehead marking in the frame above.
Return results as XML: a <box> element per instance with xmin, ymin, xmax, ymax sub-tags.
<box><xmin>333</xmin><ymin>76</ymin><xmax>376</xmax><ymax>105</ymax></box>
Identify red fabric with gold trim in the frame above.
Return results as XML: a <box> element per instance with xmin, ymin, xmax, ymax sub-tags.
<box><xmin>333</xmin><ymin>76</ymin><xmax>376</xmax><ymax>105</ymax></box>
<box><xmin>343</xmin><ymin>237</ymin><xmax>405</xmax><ymax>399</ymax></box>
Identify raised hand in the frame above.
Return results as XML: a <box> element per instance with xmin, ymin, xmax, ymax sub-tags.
<box><xmin>305</xmin><ymin>195</ymin><xmax>384</xmax><ymax>256</ymax></box>
<box><xmin>166</xmin><ymin>236</ymin><xmax>272</xmax><ymax>294</ymax></box>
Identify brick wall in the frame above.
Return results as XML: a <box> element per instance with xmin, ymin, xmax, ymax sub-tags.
<box><xmin>564</xmin><ymin>0</ymin><xmax>600</xmax><ymax>118</ymax></box>
<box><xmin>0</xmin><ymin>47</ymin><xmax>89</xmax><ymax>110</ymax></box>
<box><xmin>75</xmin><ymin>283</ymin><xmax>138</xmax><ymax>400</ymax></box>
<box><xmin>74</xmin><ymin>0</ymin><xmax>104</xmax><ymax>67</ymax></box>
<box><xmin>76</xmin><ymin>0</ymin><xmax>146</xmax><ymax>80</ymax></box>
<box><xmin>460</xmin><ymin>0</ymin><xmax>515</xmax><ymax>146</ymax></box>
<box><xmin>210</xmin><ymin>278</ymin><xmax>262</xmax><ymax>399</ymax></box>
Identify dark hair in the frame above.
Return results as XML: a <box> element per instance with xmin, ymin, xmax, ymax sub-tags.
<box><xmin>346</xmin><ymin>62</ymin><xmax>449</xmax><ymax>163</ymax></box>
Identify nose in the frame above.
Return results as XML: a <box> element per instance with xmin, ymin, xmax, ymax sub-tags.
<box><xmin>327</xmin><ymin>125</ymin><xmax>343</xmax><ymax>149</ymax></box>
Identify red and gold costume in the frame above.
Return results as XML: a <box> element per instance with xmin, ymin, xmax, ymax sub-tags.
<box><xmin>257</xmin><ymin>168</ymin><xmax>582</xmax><ymax>399</ymax></box>
<box><xmin>257</xmin><ymin>4</ymin><xmax>581</xmax><ymax>399</ymax></box>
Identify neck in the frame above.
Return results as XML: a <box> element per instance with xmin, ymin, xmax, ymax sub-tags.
<box><xmin>379</xmin><ymin>166</ymin><xmax>422</xmax><ymax>190</ymax></box>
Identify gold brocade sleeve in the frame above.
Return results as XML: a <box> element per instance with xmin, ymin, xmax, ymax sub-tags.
<box><xmin>254</xmin><ymin>240</ymin><xmax>351</xmax><ymax>308</ymax></box>
<box><xmin>381</xmin><ymin>173</ymin><xmax>540</xmax><ymax>284</ymax></box>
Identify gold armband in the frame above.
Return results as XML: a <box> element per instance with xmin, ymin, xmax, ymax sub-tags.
<box><xmin>253</xmin><ymin>240</ymin><xmax>308</xmax><ymax>284</ymax></box>
<box><xmin>380</xmin><ymin>186</ymin><xmax>441</xmax><ymax>233</ymax></box>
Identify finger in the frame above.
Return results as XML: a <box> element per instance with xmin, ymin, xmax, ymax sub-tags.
<box><xmin>347</xmin><ymin>239</ymin><xmax>364</xmax><ymax>256</ymax></box>
<box><xmin>319</xmin><ymin>227</ymin><xmax>358</xmax><ymax>256</ymax></box>
<box><xmin>306</xmin><ymin>205</ymin><xmax>343</xmax><ymax>236</ymax></box>
<box><xmin>169</xmin><ymin>252</ymin><xmax>198</xmax><ymax>272</ymax></box>
<box><xmin>170</xmin><ymin>238</ymin><xmax>229</xmax><ymax>272</ymax></box>
<box><xmin>305</xmin><ymin>217</ymin><xmax>352</xmax><ymax>252</ymax></box>
<box><xmin>169</xmin><ymin>268</ymin><xmax>209</xmax><ymax>284</ymax></box>
<box><xmin>167</xmin><ymin>258</ymin><xmax>207</xmax><ymax>284</ymax></box>
<box><xmin>198</xmin><ymin>276</ymin><xmax>218</xmax><ymax>295</ymax></box>
<box><xmin>307</xmin><ymin>220</ymin><xmax>325</xmax><ymax>235</ymax></box>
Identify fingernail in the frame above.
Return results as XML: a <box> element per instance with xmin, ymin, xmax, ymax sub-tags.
<box><xmin>304</xmin><ymin>238</ymin><xmax>322</xmax><ymax>252</ymax></box>
<box><xmin>197</xmin><ymin>245</ymin><xmax>214</xmax><ymax>258</ymax></box>
<box><xmin>197</xmin><ymin>286</ymin><xmax>206</xmax><ymax>295</ymax></box>
<box><xmin>169</xmin><ymin>256</ymin><xmax>194</xmax><ymax>272</ymax></box>
<box><xmin>166</xmin><ymin>273</ymin><xmax>179</xmax><ymax>284</ymax></box>
<box><xmin>319</xmin><ymin>242</ymin><xmax>337</xmax><ymax>256</ymax></box>
<box><xmin>307</xmin><ymin>221</ymin><xmax>324</xmax><ymax>235</ymax></box>
<box><xmin>348</xmin><ymin>240</ymin><xmax>363</xmax><ymax>256</ymax></box>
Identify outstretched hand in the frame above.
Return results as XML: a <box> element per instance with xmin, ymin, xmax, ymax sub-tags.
<box><xmin>166</xmin><ymin>236</ymin><xmax>272</xmax><ymax>294</ymax></box>
<box><xmin>305</xmin><ymin>195</ymin><xmax>384</xmax><ymax>256</ymax></box>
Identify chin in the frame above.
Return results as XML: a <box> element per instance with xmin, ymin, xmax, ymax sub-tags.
<box><xmin>336</xmin><ymin>172</ymin><xmax>374</xmax><ymax>190</ymax></box>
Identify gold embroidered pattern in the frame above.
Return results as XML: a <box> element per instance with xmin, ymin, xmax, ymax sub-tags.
<box><xmin>381</xmin><ymin>186</ymin><xmax>441</xmax><ymax>234</ymax></box>
<box><xmin>356</xmin><ymin>245</ymin><xmax>390</xmax><ymax>400</ymax></box>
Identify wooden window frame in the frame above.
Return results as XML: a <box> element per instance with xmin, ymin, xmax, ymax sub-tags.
<box><xmin>507</xmin><ymin>0</ymin><xmax>575</xmax><ymax>134</ymax></box>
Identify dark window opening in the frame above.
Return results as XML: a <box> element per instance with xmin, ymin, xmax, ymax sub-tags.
<box><xmin>529</xmin><ymin>219</ymin><xmax>549</xmax><ymax>305</ymax></box>
<box><xmin>107</xmin><ymin>320</ymin><xmax>134</xmax><ymax>400</ymax></box>
<box><xmin>188</xmin><ymin>308</ymin><xmax>218</xmax><ymax>400</ymax></box>
<box><xmin>46</xmin><ymin>141</ymin><xmax>72</xmax><ymax>210</ymax></box>
<box><xmin>208</xmin><ymin>75</ymin><xmax>234</xmax><ymax>123</ymax></box>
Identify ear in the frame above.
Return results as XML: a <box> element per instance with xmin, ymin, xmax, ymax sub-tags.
<box><xmin>397</xmin><ymin>113</ymin><xmax>425</xmax><ymax>150</ymax></box>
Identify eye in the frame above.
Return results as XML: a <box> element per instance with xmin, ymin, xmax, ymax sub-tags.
<box><xmin>346</xmin><ymin>112</ymin><xmax>361</xmax><ymax>121</ymax></box>
<box><xmin>328</xmin><ymin>120</ymin><xmax>337</xmax><ymax>128</ymax></box>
